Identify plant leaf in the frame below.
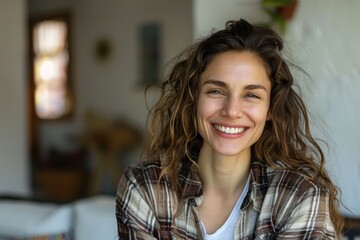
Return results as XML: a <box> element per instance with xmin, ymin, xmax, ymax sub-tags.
<box><xmin>264</xmin><ymin>8</ymin><xmax>287</xmax><ymax>33</ymax></box>
<box><xmin>262</xmin><ymin>0</ymin><xmax>292</xmax><ymax>7</ymax></box>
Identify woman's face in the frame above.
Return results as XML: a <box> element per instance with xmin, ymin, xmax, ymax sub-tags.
<box><xmin>196</xmin><ymin>51</ymin><xmax>271</xmax><ymax>158</ymax></box>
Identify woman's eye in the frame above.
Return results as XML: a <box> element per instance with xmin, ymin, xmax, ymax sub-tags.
<box><xmin>244</xmin><ymin>93</ymin><xmax>260</xmax><ymax>99</ymax></box>
<box><xmin>207</xmin><ymin>89</ymin><xmax>223</xmax><ymax>95</ymax></box>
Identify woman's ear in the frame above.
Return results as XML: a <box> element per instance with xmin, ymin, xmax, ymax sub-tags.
<box><xmin>266</xmin><ymin>112</ymin><xmax>272</xmax><ymax>121</ymax></box>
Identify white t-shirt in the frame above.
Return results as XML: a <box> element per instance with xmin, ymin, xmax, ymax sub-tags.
<box><xmin>200</xmin><ymin>175</ymin><xmax>250</xmax><ymax>240</ymax></box>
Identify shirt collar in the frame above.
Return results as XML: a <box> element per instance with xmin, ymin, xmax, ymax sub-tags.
<box><xmin>247</xmin><ymin>159</ymin><xmax>269</xmax><ymax>211</ymax></box>
<box><xmin>178</xmin><ymin>159</ymin><xmax>203</xmax><ymax>200</ymax></box>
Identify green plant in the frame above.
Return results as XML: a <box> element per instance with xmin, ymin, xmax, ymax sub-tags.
<box><xmin>262</xmin><ymin>0</ymin><xmax>293</xmax><ymax>7</ymax></box>
<box><xmin>261</xmin><ymin>0</ymin><xmax>297</xmax><ymax>33</ymax></box>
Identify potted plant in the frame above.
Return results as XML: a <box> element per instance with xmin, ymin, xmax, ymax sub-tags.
<box><xmin>261</xmin><ymin>0</ymin><xmax>299</xmax><ymax>33</ymax></box>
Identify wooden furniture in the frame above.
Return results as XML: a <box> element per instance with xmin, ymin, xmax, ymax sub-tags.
<box><xmin>78</xmin><ymin>112</ymin><xmax>141</xmax><ymax>195</ymax></box>
<box><xmin>36</xmin><ymin>169</ymin><xmax>87</xmax><ymax>202</ymax></box>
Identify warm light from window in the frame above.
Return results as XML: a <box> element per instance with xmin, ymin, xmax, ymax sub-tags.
<box><xmin>32</xmin><ymin>19</ymin><xmax>71</xmax><ymax>119</ymax></box>
<box><xmin>34</xmin><ymin>21</ymin><xmax>66</xmax><ymax>54</ymax></box>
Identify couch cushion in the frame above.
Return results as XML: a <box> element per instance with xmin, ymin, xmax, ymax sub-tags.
<box><xmin>73</xmin><ymin>195</ymin><xmax>117</xmax><ymax>240</ymax></box>
<box><xmin>0</xmin><ymin>200</ymin><xmax>72</xmax><ymax>238</ymax></box>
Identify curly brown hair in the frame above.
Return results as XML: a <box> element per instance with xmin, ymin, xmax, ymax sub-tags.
<box><xmin>143</xmin><ymin>19</ymin><xmax>343</xmax><ymax>236</ymax></box>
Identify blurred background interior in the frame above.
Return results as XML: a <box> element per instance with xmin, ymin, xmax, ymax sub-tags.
<box><xmin>1</xmin><ymin>0</ymin><xmax>360</xmax><ymax>239</ymax></box>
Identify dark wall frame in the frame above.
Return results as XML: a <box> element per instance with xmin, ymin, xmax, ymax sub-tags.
<box><xmin>28</xmin><ymin>10</ymin><xmax>75</xmax><ymax>194</ymax></box>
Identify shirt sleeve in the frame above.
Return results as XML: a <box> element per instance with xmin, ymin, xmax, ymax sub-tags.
<box><xmin>116</xmin><ymin>167</ymin><xmax>159</xmax><ymax>240</ymax></box>
<box><xmin>275</xmin><ymin>183</ymin><xmax>336</xmax><ymax>239</ymax></box>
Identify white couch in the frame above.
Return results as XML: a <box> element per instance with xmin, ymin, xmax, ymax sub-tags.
<box><xmin>0</xmin><ymin>195</ymin><xmax>117</xmax><ymax>240</ymax></box>
<box><xmin>73</xmin><ymin>196</ymin><xmax>118</xmax><ymax>240</ymax></box>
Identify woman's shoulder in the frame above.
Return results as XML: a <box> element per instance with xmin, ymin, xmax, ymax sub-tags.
<box><xmin>252</xmin><ymin>160</ymin><xmax>322</xmax><ymax>192</ymax></box>
<box><xmin>118</xmin><ymin>159</ymin><xmax>165</xmax><ymax>205</ymax></box>
<box><xmin>266</xmin><ymin>164</ymin><xmax>328</xmax><ymax>196</ymax></box>
<box><xmin>123</xmin><ymin>158</ymin><xmax>162</xmax><ymax>184</ymax></box>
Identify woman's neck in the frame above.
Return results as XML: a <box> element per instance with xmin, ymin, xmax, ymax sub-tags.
<box><xmin>197</xmin><ymin>146</ymin><xmax>251</xmax><ymax>197</ymax></box>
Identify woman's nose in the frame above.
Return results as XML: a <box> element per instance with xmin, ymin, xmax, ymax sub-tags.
<box><xmin>221</xmin><ymin>97</ymin><xmax>243</xmax><ymax>118</ymax></box>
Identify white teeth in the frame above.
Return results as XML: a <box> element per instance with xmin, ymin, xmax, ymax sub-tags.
<box><xmin>215</xmin><ymin>125</ymin><xmax>244</xmax><ymax>134</ymax></box>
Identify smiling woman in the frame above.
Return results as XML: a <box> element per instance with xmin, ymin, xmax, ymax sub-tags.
<box><xmin>116</xmin><ymin>19</ymin><xmax>343</xmax><ymax>239</ymax></box>
<box><xmin>195</xmin><ymin>52</ymin><xmax>272</xmax><ymax>234</ymax></box>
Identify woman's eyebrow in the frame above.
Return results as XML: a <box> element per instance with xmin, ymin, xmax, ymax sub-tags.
<box><xmin>204</xmin><ymin>80</ymin><xmax>267</xmax><ymax>91</ymax></box>
<box><xmin>244</xmin><ymin>84</ymin><xmax>268</xmax><ymax>92</ymax></box>
<box><xmin>202</xmin><ymin>79</ymin><xmax>226</xmax><ymax>87</ymax></box>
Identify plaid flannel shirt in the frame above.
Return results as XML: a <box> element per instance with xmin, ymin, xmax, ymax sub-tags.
<box><xmin>116</xmin><ymin>158</ymin><xmax>336</xmax><ymax>239</ymax></box>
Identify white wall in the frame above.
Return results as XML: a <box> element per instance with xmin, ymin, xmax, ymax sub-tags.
<box><xmin>193</xmin><ymin>0</ymin><xmax>268</xmax><ymax>39</ymax></box>
<box><xmin>0</xmin><ymin>0</ymin><xmax>30</xmax><ymax>195</ymax></box>
<box><xmin>28</xmin><ymin>0</ymin><xmax>193</xmax><ymax>157</ymax></box>
<box><xmin>285</xmin><ymin>0</ymin><xmax>360</xmax><ymax>216</ymax></box>
<box><xmin>193</xmin><ymin>0</ymin><xmax>360</xmax><ymax>216</ymax></box>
